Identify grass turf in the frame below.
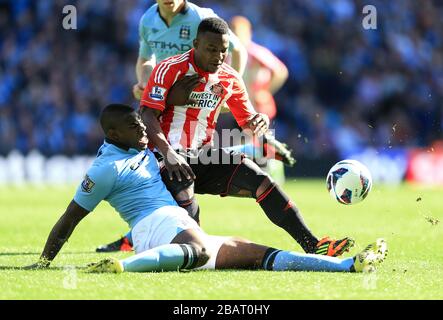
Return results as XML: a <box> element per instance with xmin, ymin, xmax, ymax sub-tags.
<box><xmin>0</xmin><ymin>179</ymin><xmax>442</xmax><ymax>300</ymax></box>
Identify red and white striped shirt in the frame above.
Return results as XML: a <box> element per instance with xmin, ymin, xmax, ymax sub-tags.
<box><xmin>140</xmin><ymin>49</ymin><xmax>256</xmax><ymax>151</ymax></box>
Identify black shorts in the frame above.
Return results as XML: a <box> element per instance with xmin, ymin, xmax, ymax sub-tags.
<box><xmin>156</xmin><ymin>147</ymin><xmax>245</xmax><ymax>196</ymax></box>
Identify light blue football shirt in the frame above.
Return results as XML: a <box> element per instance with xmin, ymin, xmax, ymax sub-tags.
<box><xmin>74</xmin><ymin>142</ymin><xmax>177</xmax><ymax>228</ymax></box>
<box><xmin>139</xmin><ymin>1</ymin><xmax>241</xmax><ymax>63</ymax></box>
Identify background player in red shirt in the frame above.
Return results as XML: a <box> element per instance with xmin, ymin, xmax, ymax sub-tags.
<box><xmin>230</xmin><ymin>15</ymin><xmax>288</xmax><ymax>122</ymax></box>
<box><xmin>138</xmin><ymin>17</ymin><xmax>354</xmax><ymax>257</ymax></box>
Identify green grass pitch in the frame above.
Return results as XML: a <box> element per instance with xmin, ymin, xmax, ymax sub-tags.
<box><xmin>0</xmin><ymin>179</ymin><xmax>442</xmax><ymax>300</ymax></box>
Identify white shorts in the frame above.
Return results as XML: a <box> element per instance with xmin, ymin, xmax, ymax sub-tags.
<box><xmin>131</xmin><ymin>206</ymin><xmax>202</xmax><ymax>254</ymax></box>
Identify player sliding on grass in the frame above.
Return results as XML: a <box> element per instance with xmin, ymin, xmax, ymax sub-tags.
<box><xmin>98</xmin><ymin>18</ymin><xmax>354</xmax><ymax>257</ymax></box>
<box><xmin>97</xmin><ymin>1</ymin><xmax>295</xmax><ymax>253</ymax></box>
<box><xmin>28</xmin><ymin>104</ymin><xmax>387</xmax><ymax>273</ymax></box>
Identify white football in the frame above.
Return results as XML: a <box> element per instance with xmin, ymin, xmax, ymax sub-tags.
<box><xmin>326</xmin><ymin>159</ymin><xmax>372</xmax><ymax>205</ymax></box>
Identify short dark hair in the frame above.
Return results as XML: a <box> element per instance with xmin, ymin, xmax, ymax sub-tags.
<box><xmin>197</xmin><ymin>17</ymin><xmax>229</xmax><ymax>37</ymax></box>
<box><xmin>100</xmin><ymin>104</ymin><xmax>135</xmax><ymax>134</ymax></box>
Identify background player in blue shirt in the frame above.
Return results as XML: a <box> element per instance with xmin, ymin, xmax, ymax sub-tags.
<box><xmin>27</xmin><ymin>104</ymin><xmax>387</xmax><ymax>274</ymax></box>
<box><xmin>133</xmin><ymin>0</ymin><xmax>247</xmax><ymax>100</ymax></box>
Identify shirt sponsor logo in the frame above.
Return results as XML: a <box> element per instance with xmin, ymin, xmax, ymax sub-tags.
<box><xmin>188</xmin><ymin>91</ymin><xmax>221</xmax><ymax>109</ymax></box>
<box><xmin>81</xmin><ymin>175</ymin><xmax>95</xmax><ymax>193</ymax></box>
<box><xmin>148</xmin><ymin>41</ymin><xmax>192</xmax><ymax>52</ymax></box>
<box><xmin>149</xmin><ymin>86</ymin><xmax>166</xmax><ymax>101</ymax></box>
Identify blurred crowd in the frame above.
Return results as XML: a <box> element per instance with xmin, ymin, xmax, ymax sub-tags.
<box><xmin>1</xmin><ymin>0</ymin><xmax>443</xmax><ymax>157</ymax></box>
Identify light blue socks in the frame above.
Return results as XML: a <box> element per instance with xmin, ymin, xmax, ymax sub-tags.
<box><xmin>121</xmin><ymin>244</ymin><xmax>198</xmax><ymax>272</ymax></box>
<box><xmin>264</xmin><ymin>250</ymin><xmax>354</xmax><ymax>272</ymax></box>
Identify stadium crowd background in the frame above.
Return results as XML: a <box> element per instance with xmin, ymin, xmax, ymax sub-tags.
<box><xmin>1</xmin><ymin>0</ymin><xmax>442</xmax><ymax>161</ymax></box>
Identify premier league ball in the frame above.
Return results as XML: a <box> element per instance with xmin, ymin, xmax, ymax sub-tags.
<box><xmin>326</xmin><ymin>159</ymin><xmax>372</xmax><ymax>205</ymax></box>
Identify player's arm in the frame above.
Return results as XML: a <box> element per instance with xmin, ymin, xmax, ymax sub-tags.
<box><xmin>267</xmin><ymin>55</ymin><xmax>288</xmax><ymax>94</ymax></box>
<box><xmin>27</xmin><ymin>201</ymin><xmax>90</xmax><ymax>269</ymax></box>
<box><xmin>252</xmin><ymin>45</ymin><xmax>288</xmax><ymax>94</ymax></box>
<box><xmin>139</xmin><ymin>108</ymin><xmax>173</xmax><ymax>157</ymax></box>
<box><xmin>140</xmin><ymin>65</ymin><xmax>196</xmax><ymax>181</ymax></box>
<box><xmin>26</xmin><ymin>166</ymin><xmax>115</xmax><ymax>269</ymax></box>
<box><xmin>133</xmin><ymin>15</ymin><xmax>156</xmax><ymax>100</ymax></box>
<box><xmin>228</xmin><ymin>76</ymin><xmax>269</xmax><ymax>136</ymax></box>
<box><xmin>220</xmin><ymin>30</ymin><xmax>246</xmax><ymax>112</ymax></box>
<box><xmin>140</xmin><ymin>108</ymin><xmax>195</xmax><ymax>182</ymax></box>
<box><xmin>134</xmin><ymin>56</ymin><xmax>156</xmax><ymax>100</ymax></box>
<box><xmin>164</xmin><ymin>74</ymin><xmax>202</xmax><ymax>106</ymax></box>
<box><xmin>228</xmin><ymin>30</ymin><xmax>248</xmax><ymax>76</ymax></box>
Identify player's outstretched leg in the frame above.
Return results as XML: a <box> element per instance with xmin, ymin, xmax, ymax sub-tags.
<box><xmin>88</xmin><ymin>227</ymin><xmax>210</xmax><ymax>273</ymax></box>
<box><xmin>263</xmin><ymin>239</ymin><xmax>387</xmax><ymax>272</ymax></box>
<box><xmin>87</xmin><ymin>243</ymin><xmax>205</xmax><ymax>273</ymax></box>
<box><xmin>228</xmin><ymin>158</ymin><xmax>354</xmax><ymax>256</ymax></box>
<box><xmin>257</xmin><ymin>183</ymin><xmax>355</xmax><ymax>257</ymax></box>
<box><xmin>213</xmin><ymin>237</ymin><xmax>387</xmax><ymax>273</ymax></box>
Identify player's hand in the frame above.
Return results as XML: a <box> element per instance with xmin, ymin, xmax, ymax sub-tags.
<box><xmin>166</xmin><ymin>74</ymin><xmax>203</xmax><ymax>106</ymax></box>
<box><xmin>247</xmin><ymin>113</ymin><xmax>269</xmax><ymax>137</ymax></box>
<box><xmin>23</xmin><ymin>258</ymin><xmax>50</xmax><ymax>270</ymax></box>
<box><xmin>163</xmin><ymin>149</ymin><xmax>196</xmax><ymax>182</ymax></box>
<box><xmin>133</xmin><ymin>83</ymin><xmax>145</xmax><ymax>100</ymax></box>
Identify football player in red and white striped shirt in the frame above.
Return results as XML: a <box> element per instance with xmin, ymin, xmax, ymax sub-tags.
<box><xmin>138</xmin><ymin>17</ymin><xmax>355</xmax><ymax>257</ymax></box>
<box><xmin>141</xmin><ymin>48</ymin><xmax>260</xmax><ymax>153</ymax></box>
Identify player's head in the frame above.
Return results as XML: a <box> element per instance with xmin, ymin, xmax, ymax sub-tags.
<box><xmin>100</xmin><ymin>104</ymin><xmax>148</xmax><ymax>151</ymax></box>
<box><xmin>193</xmin><ymin>17</ymin><xmax>230</xmax><ymax>73</ymax></box>
<box><xmin>156</xmin><ymin>0</ymin><xmax>185</xmax><ymax>15</ymax></box>
<box><xmin>230</xmin><ymin>16</ymin><xmax>252</xmax><ymax>46</ymax></box>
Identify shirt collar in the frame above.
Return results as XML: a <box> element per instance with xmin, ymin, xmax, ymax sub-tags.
<box><xmin>180</xmin><ymin>1</ymin><xmax>189</xmax><ymax>14</ymax></box>
<box><xmin>104</xmin><ymin>138</ymin><xmax>139</xmax><ymax>154</ymax></box>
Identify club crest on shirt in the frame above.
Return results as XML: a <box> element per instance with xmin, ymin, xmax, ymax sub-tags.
<box><xmin>149</xmin><ymin>86</ymin><xmax>167</xmax><ymax>101</ymax></box>
<box><xmin>210</xmin><ymin>83</ymin><xmax>224</xmax><ymax>97</ymax></box>
<box><xmin>179</xmin><ymin>25</ymin><xmax>191</xmax><ymax>40</ymax></box>
<box><xmin>81</xmin><ymin>175</ymin><xmax>95</xmax><ymax>193</ymax></box>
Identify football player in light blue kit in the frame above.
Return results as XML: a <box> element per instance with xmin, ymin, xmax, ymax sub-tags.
<box><xmin>132</xmin><ymin>0</ymin><xmax>248</xmax><ymax>99</ymax></box>
<box><xmin>29</xmin><ymin>104</ymin><xmax>387</xmax><ymax>274</ymax></box>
